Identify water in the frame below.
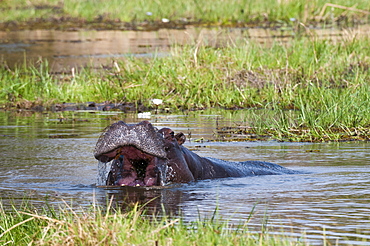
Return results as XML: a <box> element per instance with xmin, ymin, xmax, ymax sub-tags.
<box><xmin>1</xmin><ymin>25</ymin><xmax>369</xmax><ymax>72</ymax></box>
<box><xmin>0</xmin><ymin>109</ymin><xmax>369</xmax><ymax>244</ymax></box>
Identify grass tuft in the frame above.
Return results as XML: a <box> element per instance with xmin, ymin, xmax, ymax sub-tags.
<box><xmin>0</xmin><ymin>199</ymin><xmax>306</xmax><ymax>245</ymax></box>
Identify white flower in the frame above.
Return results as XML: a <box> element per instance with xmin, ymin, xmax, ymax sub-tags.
<box><xmin>151</xmin><ymin>99</ymin><xmax>163</xmax><ymax>105</ymax></box>
<box><xmin>146</xmin><ymin>12</ymin><xmax>153</xmax><ymax>16</ymax></box>
<box><xmin>162</xmin><ymin>18</ymin><xmax>170</xmax><ymax>23</ymax></box>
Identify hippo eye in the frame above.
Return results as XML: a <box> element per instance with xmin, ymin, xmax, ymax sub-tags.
<box><xmin>164</xmin><ymin>146</ymin><xmax>170</xmax><ymax>151</ymax></box>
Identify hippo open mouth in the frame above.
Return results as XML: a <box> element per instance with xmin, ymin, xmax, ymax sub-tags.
<box><xmin>94</xmin><ymin>121</ymin><xmax>168</xmax><ymax>186</ymax></box>
<box><xmin>106</xmin><ymin>146</ymin><xmax>165</xmax><ymax>186</ymax></box>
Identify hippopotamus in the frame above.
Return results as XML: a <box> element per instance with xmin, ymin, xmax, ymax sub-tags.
<box><xmin>94</xmin><ymin>121</ymin><xmax>298</xmax><ymax>186</ymax></box>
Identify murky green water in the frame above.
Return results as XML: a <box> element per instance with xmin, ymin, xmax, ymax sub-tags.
<box><xmin>0</xmin><ymin>109</ymin><xmax>369</xmax><ymax>245</ymax></box>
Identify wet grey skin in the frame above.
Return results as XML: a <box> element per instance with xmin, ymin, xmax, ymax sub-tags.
<box><xmin>94</xmin><ymin>121</ymin><xmax>167</xmax><ymax>162</ymax></box>
<box><xmin>94</xmin><ymin>121</ymin><xmax>300</xmax><ymax>187</ymax></box>
<box><xmin>94</xmin><ymin>121</ymin><xmax>168</xmax><ymax>186</ymax></box>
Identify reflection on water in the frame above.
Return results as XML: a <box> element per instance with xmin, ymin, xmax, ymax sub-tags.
<box><xmin>1</xmin><ymin>25</ymin><xmax>369</xmax><ymax>72</ymax></box>
<box><xmin>0</xmin><ymin>109</ymin><xmax>369</xmax><ymax>245</ymax></box>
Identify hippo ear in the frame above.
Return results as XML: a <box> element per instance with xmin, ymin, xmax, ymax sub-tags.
<box><xmin>175</xmin><ymin>132</ymin><xmax>186</xmax><ymax>145</ymax></box>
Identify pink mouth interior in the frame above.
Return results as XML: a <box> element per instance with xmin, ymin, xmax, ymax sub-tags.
<box><xmin>110</xmin><ymin>146</ymin><xmax>160</xmax><ymax>186</ymax></box>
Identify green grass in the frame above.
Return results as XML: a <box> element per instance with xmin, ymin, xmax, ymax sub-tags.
<box><xmin>0</xmin><ymin>0</ymin><xmax>369</xmax><ymax>29</ymax></box>
<box><xmin>0</xmin><ymin>200</ymin><xmax>306</xmax><ymax>246</ymax></box>
<box><xmin>1</xmin><ymin>34</ymin><xmax>369</xmax><ymax>142</ymax></box>
<box><xmin>2</xmin><ymin>35</ymin><xmax>369</xmax><ymax>108</ymax></box>
<box><xmin>235</xmin><ymin>82</ymin><xmax>370</xmax><ymax>142</ymax></box>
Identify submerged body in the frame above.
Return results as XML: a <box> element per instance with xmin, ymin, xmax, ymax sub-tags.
<box><xmin>94</xmin><ymin>121</ymin><xmax>298</xmax><ymax>186</ymax></box>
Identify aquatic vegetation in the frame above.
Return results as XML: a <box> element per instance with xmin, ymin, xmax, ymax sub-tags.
<box><xmin>0</xmin><ymin>200</ymin><xmax>306</xmax><ymax>245</ymax></box>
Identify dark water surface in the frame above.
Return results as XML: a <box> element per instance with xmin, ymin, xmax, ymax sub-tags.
<box><xmin>0</xmin><ymin>110</ymin><xmax>369</xmax><ymax>245</ymax></box>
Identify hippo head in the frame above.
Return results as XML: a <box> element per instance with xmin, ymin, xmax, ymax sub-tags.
<box><xmin>94</xmin><ymin>121</ymin><xmax>194</xmax><ymax>186</ymax></box>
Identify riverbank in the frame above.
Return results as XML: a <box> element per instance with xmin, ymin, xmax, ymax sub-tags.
<box><xmin>1</xmin><ymin>32</ymin><xmax>369</xmax><ymax>142</ymax></box>
<box><xmin>0</xmin><ymin>0</ymin><xmax>369</xmax><ymax>31</ymax></box>
<box><xmin>2</xmin><ymin>34</ymin><xmax>369</xmax><ymax>109</ymax></box>
<box><xmin>0</xmin><ymin>200</ymin><xmax>309</xmax><ymax>245</ymax></box>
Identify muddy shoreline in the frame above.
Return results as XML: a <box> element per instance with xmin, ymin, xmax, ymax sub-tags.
<box><xmin>1</xmin><ymin>17</ymin><xmax>197</xmax><ymax>32</ymax></box>
<box><xmin>1</xmin><ymin>15</ymin><xmax>367</xmax><ymax>32</ymax></box>
<box><xmin>0</xmin><ymin>100</ymin><xmax>152</xmax><ymax>113</ymax></box>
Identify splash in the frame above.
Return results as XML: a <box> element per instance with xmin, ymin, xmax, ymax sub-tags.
<box><xmin>97</xmin><ymin>160</ymin><xmax>113</xmax><ymax>186</ymax></box>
